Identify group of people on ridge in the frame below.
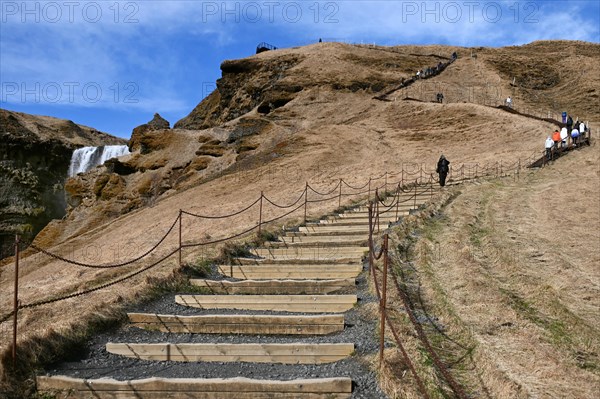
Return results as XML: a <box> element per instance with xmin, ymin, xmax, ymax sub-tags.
<box><xmin>545</xmin><ymin>115</ymin><xmax>587</xmax><ymax>160</ymax></box>
<box><xmin>415</xmin><ymin>52</ymin><xmax>457</xmax><ymax>81</ymax></box>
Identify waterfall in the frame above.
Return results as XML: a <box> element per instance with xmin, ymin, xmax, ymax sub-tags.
<box><xmin>68</xmin><ymin>145</ymin><xmax>130</xmax><ymax>177</ymax></box>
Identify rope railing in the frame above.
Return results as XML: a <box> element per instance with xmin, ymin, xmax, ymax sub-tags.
<box><xmin>28</xmin><ymin>213</ymin><xmax>181</xmax><ymax>269</ymax></box>
<box><xmin>4</xmin><ymin>152</ymin><xmax>581</xmax><ymax>368</ymax></box>
<box><xmin>368</xmin><ymin>200</ymin><xmax>468</xmax><ymax>398</ymax></box>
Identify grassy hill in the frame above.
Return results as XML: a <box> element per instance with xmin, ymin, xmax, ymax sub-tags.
<box><xmin>0</xmin><ymin>40</ymin><xmax>598</xmax><ymax>397</ymax></box>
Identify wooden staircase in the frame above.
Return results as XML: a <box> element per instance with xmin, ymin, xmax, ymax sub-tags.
<box><xmin>37</xmin><ymin>185</ymin><xmax>439</xmax><ymax>398</ymax></box>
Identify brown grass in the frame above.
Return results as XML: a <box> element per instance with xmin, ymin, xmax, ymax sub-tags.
<box><xmin>398</xmin><ymin>147</ymin><xmax>600</xmax><ymax>398</ymax></box>
<box><xmin>0</xmin><ymin>40</ymin><xmax>598</xmax><ymax>397</ymax></box>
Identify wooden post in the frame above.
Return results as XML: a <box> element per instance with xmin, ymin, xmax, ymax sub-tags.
<box><xmin>178</xmin><ymin>210</ymin><xmax>182</xmax><ymax>266</ymax></box>
<box><xmin>400</xmin><ymin>168</ymin><xmax>404</xmax><ymax>188</ymax></box>
<box><xmin>368</xmin><ymin>202</ymin><xmax>375</xmax><ymax>272</ymax></box>
<box><xmin>304</xmin><ymin>182</ymin><xmax>308</xmax><ymax>223</ymax></box>
<box><xmin>375</xmin><ymin>190</ymin><xmax>380</xmax><ymax>234</ymax></box>
<box><xmin>338</xmin><ymin>179</ymin><xmax>342</xmax><ymax>209</ymax></box>
<box><xmin>379</xmin><ymin>234</ymin><xmax>388</xmax><ymax>367</ymax></box>
<box><xmin>384</xmin><ymin>172</ymin><xmax>388</xmax><ymax>193</ymax></box>
<box><xmin>12</xmin><ymin>235</ymin><xmax>20</xmax><ymax>369</ymax></box>
<box><xmin>395</xmin><ymin>184</ymin><xmax>400</xmax><ymax>220</ymax></box>
<box><xmin>258</xmin><ymin>192</ymin><xmax>263</xmax><ymax>236</ymax></box>
<box><xmin>413</xmin><ymin>181</ymin><xmax>417</xmax><ymax>209</ymax></box>
<box><xmin>368</xmin><ymin>178</ymin><xmax>371</xmax><ymax>203</ymax></box>
<box><xmin>430</xmin><ymin>177</ymin><xmax>434</xmax><ymax>199</ymax></box>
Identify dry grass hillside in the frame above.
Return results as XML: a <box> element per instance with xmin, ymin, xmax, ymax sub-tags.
<box><xmin>0</xmin><ymin>40</ymin><xmax>598</xmax><ymax>397</ymax></box>
<box><xmin>400</xmin><ymin>146</ymin><xmax>599</xmax><ymax>398</ymax></box>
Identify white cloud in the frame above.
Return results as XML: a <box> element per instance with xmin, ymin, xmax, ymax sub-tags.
<box><xmin>1</xmin><ymin>0</ymin><xmax>598</xmax><ymax>114</ymax></box>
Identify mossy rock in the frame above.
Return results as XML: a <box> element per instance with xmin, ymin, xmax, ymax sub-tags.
<box><xmin>93</xmin><ymin>175</ymin><xmax>110</xmax><ymax>197</ymax></box>
<box><xmin>190</xmin><ymin>157</ymin><xmax>212</xmax><ymax>171</ymax></box>
<box><xmin>138</xmin><ymin>130</ymin><xmax>174</xmax><ymax>154</ymax></box>
<box><xmin>64</xmin><ymin>178</ymin><xmax>86</xmax><ymax>206</ymax></box>
<box><xmin>196</xmin><ymin>143</ymin><xmax>225</xmax><ymax>157</ymax></box>
<box><xmin>99</xmin><ymin>174</ymin><xmax>125</xmax><ymax>200</ymax></box>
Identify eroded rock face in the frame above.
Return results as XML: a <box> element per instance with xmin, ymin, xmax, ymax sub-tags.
<box><xmin>0</xmin><ymin>109</ymin><xmax>125</xmax><ymax>258</ymax></box>
<box><xmin>129</xmin><ymin>113</ymin><xmax>171</xmax><ymax>153</ymax></box>
<box><xmin>174</xmin><ymin>55</ymin><xmax>304</xmax><ymax>130</ymax></box>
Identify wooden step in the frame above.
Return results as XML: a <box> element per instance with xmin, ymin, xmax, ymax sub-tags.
<box><xmin>252</xmin><ymin>246</ymin><xmax>368</xmax><ymax>259</ymax></box>
<box><xmin>306</xmin><ymin>219</ymin><xmax>395</xmax><ymax>227</ymax></box>
<box><xmin>284</xmin><ymin>230</ymin><xmax>368</xmax><ymax>237</ymax></box>
<box><xmin>127</xmin><ymin>313</ymin><xmax>345</xmax><ymax>335</ymax></box>
<box><xmin>232</xmin><ymin>257</ymin><xmax>360</xmax><ymax>265</ymax></box>
<box><xmin>218</xmin><ymin>264</ymin><xmax>362</xmax><ymax>279</ymax></box>
<box><xmin>37</xmin><ymin>375</ymin><xmax>353</xmax><ymax>398</ymax></box>
<box><xmin>265</xmin><ymin>238</ymin><xmax>367</xmax><ymax>247</ymax></box>
<box><xmin>106</xmin><ymin>342</ymin><xmax>355</xmax><ymax>364</ymax></box>
<box><xmin>191</xmin><ymin>278</ymin><xmax>355</xmax><ymax>294</ymax></box>
<box><xmin>279</xmin><ymin>235</ymin><xmax>367</xmax><ymax>245</ymax></box>
<box><xmin>176</xmin><ymin>294</ymin><xmax>357</xmax><ymax>313</ymax></box>
<box><xmin>333</xmin><ymin>210</ymin><xmax>411</xmax><ymax>218</ymax></box>
<box><xmin>298</xmin><ymin>225</ymin><xmax>370</xmax><ymax>234</ymax></box>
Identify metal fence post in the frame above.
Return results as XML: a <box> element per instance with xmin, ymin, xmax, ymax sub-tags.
<box><xmin>375</xmin><ymin>190</ymin><xmax>380</xmax><ymax>234</ymax></box>
<box><xmin>258</xmin><ymin>192</ymin><xmax>263</xmax><ymax>236</ymax></box>
<box><xmin>178</xmin><ymin>210</ymin><xmax>182</xmax><ymax>266</ymax></box>
<box><xmin>12</xmin><ymin>234</ymin><xmax>20</xmax><ymax>369</ymax></box>
<box><xmin>304</xmin><ymin>182</ymin><xmax>308</xmax><ymax>223</ymax></box>
<box><xmin>413</xmin><ymin>181</ymin><xmax>417</xmax><ymax>209</ymax></box>
<box><xmin>379</xmin><ymin>233</ymin><xmax>388</xmax><ymax>367</ymax></box>
<box><xmin>338</xmin><ymin>179</ymin><xmax>342</xmax><ymax>209</ymax></box>
<box><xmin>384</xmin><ymin>172</ymin><xmax>388</xmax><ymax>193</ymax></box>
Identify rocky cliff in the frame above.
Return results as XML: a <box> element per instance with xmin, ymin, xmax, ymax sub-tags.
<box><xmin>39</xmin><ymin>41</ymin><xmax>600</xmax><ymax>250</ymax></box>
<box><xmin>0</xmin><ymin>109</ymin><xmax>126</xmax><ymax>258</ymax></box>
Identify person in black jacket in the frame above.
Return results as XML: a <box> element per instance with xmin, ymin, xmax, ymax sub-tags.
<box><xmin>436</xmin><ymin>155</ymin><xmax>450</xmax><ymax>187</ymax></box>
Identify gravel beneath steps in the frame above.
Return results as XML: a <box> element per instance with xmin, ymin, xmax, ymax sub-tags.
<box><xmin>42</xmin><ymin>260</ymin><xmax>390</xmax><ymax>398</ymax></box>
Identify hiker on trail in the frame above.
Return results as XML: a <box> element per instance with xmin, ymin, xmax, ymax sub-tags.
<box><xmin>559</xmin><ymin>126</ymin><xmax>568</xmax><ymax>148</ymax></box>
<box><xmin>545</xmin><ymin>136</ymin><xmax>554</xmax><ymax>160</ymax></box>
<box><xmin>436</xmin><ymin>93</ymin><xmax>444</xmax><ymax>103</ymax></box>
<box><xmin>567</xmin><ymin>115</ymin><xmax>573</xmax><ymax>133</ymax></box>
<box><xmin>416</xmin><ymin>70</ymin><xmax>421</xmax><ymax>79</ymax></box>
<box><xmin>571</xmin><ymin>127</ymin><xmax>580</xmax><ymax>146</ymax></box>
<box><xmin>579</xmin><ymin>121</ymin><xmax>586</xmax><ymax>133</ymax></box>
<box><xmin>436</xmin><ymin>155</ymin><xmax>450</xmax><ymax>187</ymax></box>
<box><xmin>506</xmin><ymin>97</ymin><xmax>512</xmax><ymax>108</ymax></box>
<box><xmin>552</xmin><ymin>129</ymin><xmax>561</xmax><ymax>149</ymax></box>
<box><xmin>451</xmin><ymin>51</ymin><xmax>457</xmax><ymax>60</ymax></box>
<box><xmin>560</xmin><ymin>126</ymin><xmax>569</xmax><ymax>146</ymax></box>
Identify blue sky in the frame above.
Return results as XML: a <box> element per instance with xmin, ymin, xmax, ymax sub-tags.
<box><xmin>1</xmin><ymin>0</ymin><xmax>599</xmax><ymax>139</ymax></box>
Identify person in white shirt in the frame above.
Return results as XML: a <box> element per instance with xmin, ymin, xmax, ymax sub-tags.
<box><xmin>545</xmin><ymin>136</ymin><xmax>554</xmax><ymax>160</ymax></box>
<box><xmin>560</xmin><ymin>127</ymin><xmax>568</xmax><ymax>148</ymax></box>
<box><xmin>506</xmin><ymin>96</ymin><xmax>512</xmax><ymax>108</ymax></box>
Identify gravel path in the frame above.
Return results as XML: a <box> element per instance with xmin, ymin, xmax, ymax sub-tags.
<box><xmin>42</xmin><ymin>260</ymin><xmax>390</xmax><ymax>398</ymax></box>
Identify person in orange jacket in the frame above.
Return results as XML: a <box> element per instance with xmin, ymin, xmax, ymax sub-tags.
<box><xmin>552</xmin><ymin>129</ymin><xmax>561</xmax><ymax>149</ymax></box>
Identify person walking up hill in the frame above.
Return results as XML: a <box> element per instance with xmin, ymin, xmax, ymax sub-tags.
<box><xmin>436</xmin><ymin>155</ymin><xmax>450</xmax><ymax>187</ymax></box>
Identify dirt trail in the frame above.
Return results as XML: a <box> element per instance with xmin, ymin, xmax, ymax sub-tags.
<box><xmin>414</xmin><ymin>146</ymin><xmax>599</xmax><ymax>398</ymax></box>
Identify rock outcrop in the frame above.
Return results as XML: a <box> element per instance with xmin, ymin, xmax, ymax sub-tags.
<box><xmin>129</xmin><ymin>113</ymin><xmax>171</xmax><ymax>153</ymax></box>
<box><xmin>0</xmin><ymin>109</ymin><xmax>126</xmax><ymax>258</ymax></box>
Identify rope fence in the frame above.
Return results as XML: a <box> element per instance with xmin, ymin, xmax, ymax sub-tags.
<box><xmin>2</xmin><ymin>149</ymin><xmax>589</xmax><ymax>369</ymax></box>
<box><xmin>368</xmin><ymin>203</ymin><xmax>468</xmax><ymax>398</ymax></box>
